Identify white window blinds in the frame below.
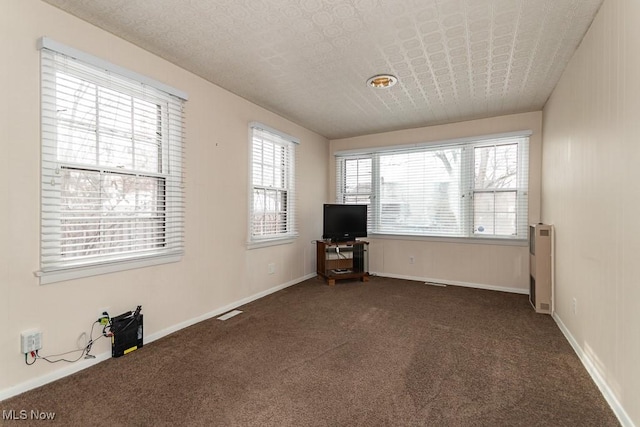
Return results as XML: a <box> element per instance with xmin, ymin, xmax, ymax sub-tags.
<box><xmin>249</xmin><ymin>123</ymin><xmax>298</xmax><ymax>245</ymax></box>
<box><xmin>336</xmin><ymin>133</ymin><xmax>530</xmax><ymax>240</ymax></box>
<box><xmin>39</xmin><ymin>39</ymin><xmax>187</xmax><ymax>280</ymax></box>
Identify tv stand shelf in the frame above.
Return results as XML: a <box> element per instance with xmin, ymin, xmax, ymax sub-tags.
<box><xmin>316</xmin><ymin>240</ymin><xmax>369</xmax><ymax>286</ymax></box>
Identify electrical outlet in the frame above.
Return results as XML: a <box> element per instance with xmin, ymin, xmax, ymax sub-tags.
<box><xmin>268</xmin><ymin>263</ymin><xmax>276</xmax><ymax>274</ymax></box>
<box><xmin>20</xmin><ymin>329</ymin><xmax>43</xmax><ymax>354</ymax></box>
<box><xmin>572</xmin><ymin>297</ymin><xmax>577</xmax><ymax>315</ymax></box>
<box><xmin>98</xmin><ymin>308</ymin><xmax>110</xmax><ymax>325</ymax></box>
<box><xmin>409</xmin><ymin>256</ymin><xmax>415</xmax><ymax>264</ymax></box>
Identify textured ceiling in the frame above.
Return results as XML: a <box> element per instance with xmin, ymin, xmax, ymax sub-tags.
<box><xmin>42</xmin><ymin>0</ymin><xmax>603</xmax><ymax>139</ymax></box>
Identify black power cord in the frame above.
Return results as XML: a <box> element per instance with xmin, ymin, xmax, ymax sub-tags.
<box><xmin>25</xmin><ymin>351</ymin><xmax>37</xmax><ymax>366</ymax></box>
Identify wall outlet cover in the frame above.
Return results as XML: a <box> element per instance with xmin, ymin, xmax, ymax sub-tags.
<box><xmin>20</xmin><ymin>329</ymin><xmax>43</xmax><ymax>354</ymax></box>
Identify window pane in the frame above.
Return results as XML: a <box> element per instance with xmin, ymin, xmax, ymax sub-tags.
<box><xmin>135</xmin><ymin>140</ymin><xmax>161</xmax><ymax>173</ymax></box>
<box><xmin>495</xmin><ymin>213</ymin><xmax>516</xmax><ymax>236</ymax></box>
<box><xmin>473</xmin><ymin>191</ymin><xmax>516</xmax><ymax>236</ymax></box>
<box><xmin>252</xmin><ymin>187</ymin><xmax>288</xmax><ymax>236</ymax></box>
<box><xmin>57</xmin><ymin>125</ymin><xmax>97</xmax><ymax>164</ymax></box>
<box><xmin>495</xmin><ymin>192</ymin><xmax>517</xmax><ymax>236</ymax></box>
<box><xmin>474</xmin><ymin>144</ymin><xmax>517</xmax><ymax>189</ymax></box>
<box><xmin>98</xmin><ymin>87</ymin><xmax>132</xmax><ymax>135</ymax></box>
<box><xmin>56</xmin><ymin>73</ymin><xmax>97</xmax><ymax>128</ymax></box>
<box><xmin>55</xmin><ymin>76</ymin><xmax>164</xmax><ymax>172</ymax></box>
<box><xmin>60</xmin><ymin>169</ymin><xmax>102</xmax><ymax>257</ymax></box>
<box><xmin>133</xmin><ymin>99</ymin><xmax>160</xmax><ymax>139</ymax></box>
<box><xmin>495</xmin><ymin>191</ymin><xmax>516</xmax><ymax>213</ymax></box>
<box><xmin>473</xmin><ymin>143</ymin><xmax>519</xmax><ymax>237</ymax></box>
<box><xmin>263</xmin><ymin>165</ymin><xmax>274</xmax><ymax>187</ymax></box>
<box><xmin>56</xmin><ymin>73</ymin><xmax>98</xmax><ymax>165</ymax></box>
<box><xmin>344</xmin><ymin>158</ymin><xmax>372</xmax><ymax>195</ymax></box>
<box><xmin>252</xmin><ymin>139</ymin><xmax>287</xmax><ymax>190</ymax></box>
<box><xmin>379</xmin><ymin>148</ymin><xmax>461</xmax><ymax>235</ymax></box>
<box><xmin>60</xmin><ymin>169</ymin><xmax>165</xmax><ymax>258</ymax></box>
<box><xmin>263</xmin><ymin>141</ymin><xmax>274</xmax><ymax>166</ymax></box>
<box><xmin>253</xmin><ymin>188</ymin><xmax>265</xmax><ymax>215</ymax></box>
<box><xmin>133</xmin><ymin>99</ymin><xmax>162</xmax><ymax>173</ymax></box>
<box><xmin>100</xmin><ymin>173</ymin><xmax>165</xmax><ymax>253</ymax></box>
<box><xmin>274</xmin><ymin>166</ymin><xmax>284</xmax><ymax>187</ymax></box>
<box><xmin>99</xmin><ymin>134</ymin><xmax>133</xmax><ymax>169</ymax></box>
<box><xmin>473</xmin><ymin>192</ymin><xmax>494</xmax><ymax>234</ymax></box>
<box><xmin>252</xmin><ymin>161</ymin><xmax>263</xmax><ymax>187</ymax></box>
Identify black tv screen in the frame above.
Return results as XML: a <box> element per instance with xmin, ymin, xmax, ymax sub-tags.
<box><xmin>323</xmin><ymin>204</ymin><xmax>368</xmax><ymax>242</ymax></box>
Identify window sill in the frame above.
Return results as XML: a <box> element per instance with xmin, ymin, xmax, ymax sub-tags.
<box><xmin>247</xmin><ymin>236</ymin><xmax>297</xmax><ymax>250</ymax></box>
<box><xmin>35</xmin><ymin>253</ymin><xmax>182</xmax><ymax>285</ymax></box>
<box><xmin>368</xmin><ymin>233</ymin><xmax>528</xmax><ymax>247</ymax></box>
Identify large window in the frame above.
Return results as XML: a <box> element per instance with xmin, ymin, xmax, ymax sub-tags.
<box><xmin>336</xmin><ymin>133</ymin><xmax>530</xmax><ymax>240</ymax></box>
<box><xmin>249</xmin><ymin>123</ymin><xmax>298</xmax><ymax>246</ymax></box>
<box><xmin>39</xmin><ymin>38</ymin><xmax>187</xmax><ymax>284</ymax></box>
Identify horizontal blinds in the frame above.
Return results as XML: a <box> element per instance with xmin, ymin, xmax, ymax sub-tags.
<box><xmin>336</xmin><ymin>156</ymin><xmax>373</xmax><ymax>229</ymax></box>
<box><xmin>40</xmin><ymin>46</ymin><xmax>186</xmax><ymax>272</ymax></box>
<box><xmin>250</xmin><ymin>125</ymin><xmax>297</xmax><ymax>242</ymax></box>
<box><xmin>468</xmin><ymin>138</ymin><xmax>529</xmax><ymax>238</ymax></box>
<box><xmin>336</xmin><ymin>134</ymin><xmax>529</xmax><ymax>239</ymax></box>
<box><xmin>377</xmin><ymin>144</ymin><xmax>464</xmax><ymax>236</ymax></box>
<box><xmin>337</xmin><ymin>157</ymin><xmax>372</xmax><ymax>205</ymax></box>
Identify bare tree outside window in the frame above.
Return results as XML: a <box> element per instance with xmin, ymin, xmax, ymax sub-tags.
<box><xmin>473</xmin><ymin>144</ymin><xmax>518</xmax><ymax>236</ymax></box>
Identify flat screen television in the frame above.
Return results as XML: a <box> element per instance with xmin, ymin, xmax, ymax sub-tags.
<box><xmin>323</xmin><ymin>204</ymin><xmax>368</xmax><ymax>242</ymax></box>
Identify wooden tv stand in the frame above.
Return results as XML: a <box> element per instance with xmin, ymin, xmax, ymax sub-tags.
<box><xmin>316</xmin><ymin>240</ymin><xmax>369</xmax><ymax>286</ymax></box>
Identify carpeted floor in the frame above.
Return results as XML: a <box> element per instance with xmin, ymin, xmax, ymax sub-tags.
<box><xmin>1</xmin><ymin>276</ymin><xmax>619</xmax><ymax>426</ymax></box>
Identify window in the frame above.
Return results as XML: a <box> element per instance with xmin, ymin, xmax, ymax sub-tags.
<box><xmin>39</xmin><ymin>38</ymin><xmax>187</xmax><ymax>284</ymax></box>
<box><xmin>248</xmin><ymin>123</ymin><xmax>298</xmax><ymax>246</ymax></box>
<box><xmin>336</xmin><ymin>133</ymin><xmax>530</xmax><ymax>240</ymax></box>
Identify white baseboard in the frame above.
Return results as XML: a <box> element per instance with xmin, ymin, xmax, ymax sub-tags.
<box><xmin>0</xmin><ymin>352</ymin><xmax>112</xmax><ymax>403</ymax></box>
<box><xmin>0</xmin><ymin>273</ymin><xmax>316</xmax><ymax>402</ymax></box>
<box><xmin>370</xmin><ymin>271</ymin><xmax>528</xmax><ymax>295</ymax></box>
<box><xmin>553</xmin><ymin>313</ymin><xmax>635</xmax><ymax>427</ymax></box>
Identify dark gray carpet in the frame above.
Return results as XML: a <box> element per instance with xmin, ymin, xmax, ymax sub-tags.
<box><xmin>1</xmin><ymin>276</ymin><xmax>619</xmax><ymax>426</ymax></box>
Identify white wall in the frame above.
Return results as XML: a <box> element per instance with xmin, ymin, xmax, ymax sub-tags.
<box><xmin>542</xmin><ymin>0</ymin><xmax>639</xmax><ymax>425</ymax></box>
<box><xmin>330</xmin><ymin>112</ymin><xmax>542</xmax><ymax>293</ymax></box>
<box><xmin>0</xmin><ymin>0</ymin><xmax>328</xmax><ymax>397</ymax></box>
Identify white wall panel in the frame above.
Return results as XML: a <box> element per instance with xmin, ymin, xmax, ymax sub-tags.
<box><xmin>542</xmin><ymin>0</ymin><xmax>639</xmax><ymax>424</ymax></box>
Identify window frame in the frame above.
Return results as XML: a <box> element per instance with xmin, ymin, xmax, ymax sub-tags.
<box><xmin>335</xmin><ymin>131</ymin><xmax>531</xmax><ymax>242</ymax></box>
<box><xmin>247</xmin><ymin>122</ymin><xmax>299</xmax><ymax>248</ymax></box>
<box><xmin>37</xmin><ymin>38</ymin><xmax>188</xmax><ymax>284</ymax></box>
